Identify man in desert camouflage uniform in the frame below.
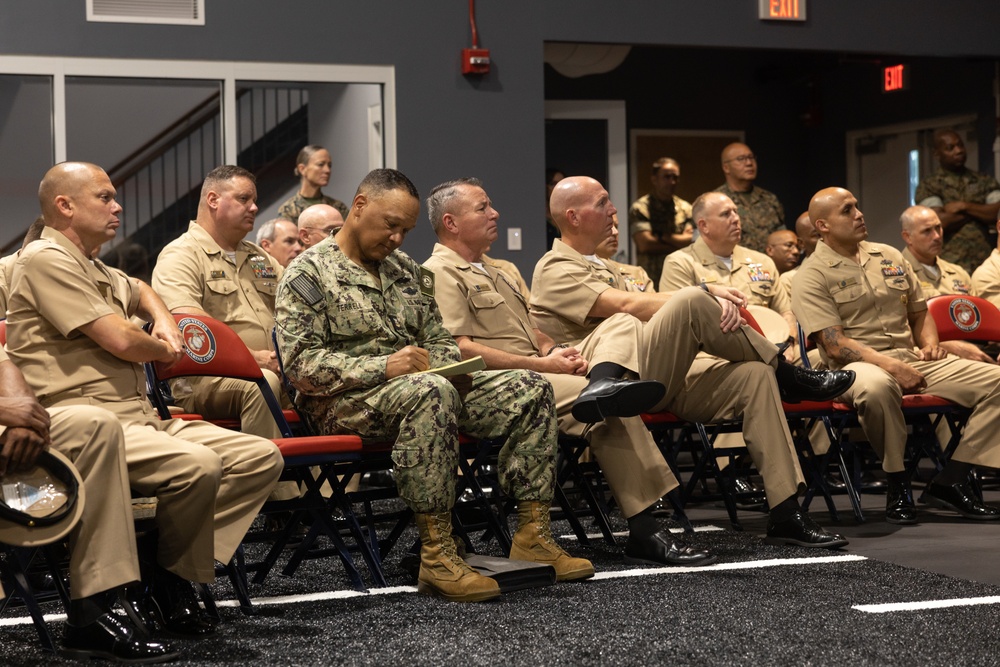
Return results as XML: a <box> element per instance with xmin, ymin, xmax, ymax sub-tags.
<box><xmin>916</xmin><ymin>129</ymin><xmax>1000</xmax><ymax>273</ymax></box>
<box><xmin>628</xmin><ymin>157</ymin><xmax>693</xmax><ymax>286</ymax></box>
<box><xmin>275</xmin><ymin>168</ymin><xmax>593</xmax><ymax>603</ymax></box>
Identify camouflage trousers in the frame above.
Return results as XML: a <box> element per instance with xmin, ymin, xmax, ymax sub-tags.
<box><xmin>316</xmin><ymin>369</ymin><xmax>558</xmax><ymax>513</ymax></box>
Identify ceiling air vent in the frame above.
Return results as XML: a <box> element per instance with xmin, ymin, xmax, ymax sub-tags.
<box><xmin>87</xmin><ymin>0</ymin><xmax>204</xmax><ymax>25</ymax></box>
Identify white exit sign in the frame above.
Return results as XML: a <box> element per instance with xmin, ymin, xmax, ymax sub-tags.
<box><xmin>759</xmin><ymin>0</ymin><xmax>806</xmax><ymax>21</ymax></box>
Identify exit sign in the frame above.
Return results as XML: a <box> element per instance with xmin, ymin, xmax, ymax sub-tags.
<box><xmin>883</xmin><ymin>64</ymin><xmax>909</xmax><ymax>93</ymax></box>
<box><xmin>759</xmin><ymin>0</ymin><xmax>806</xmax><ymax>21</ymax></box>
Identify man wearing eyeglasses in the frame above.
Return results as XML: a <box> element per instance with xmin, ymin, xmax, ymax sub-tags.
<box><xmin>628</xmin><ymin>157</ymin><xmax>694</xmax><ymax>287</ymax></box>
<box><xmin>297</xmin><ymin>203</ymin><xmax>344</xmax><ymax>250</ymax></box>
<box><xmin>715</xmin><ymin>142</ymin><xmax>785</xmax><ymax>254</ymax></box>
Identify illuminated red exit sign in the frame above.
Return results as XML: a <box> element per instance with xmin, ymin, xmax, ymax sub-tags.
<box><xmin>883</xmin><ymin>64</ymin><xmax>909</xmax><ymax>93</ymax></box>
<box><xmin>759</xmin><ymin>0</ymin><xmax>806</xmax><ymax>21</ymax></box>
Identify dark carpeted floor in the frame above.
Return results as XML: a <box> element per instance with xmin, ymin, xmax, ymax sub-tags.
<box><xmin>4</xmin><ymin>493</ymin><xmax>1000</xmax><ymax>667</ymax></box>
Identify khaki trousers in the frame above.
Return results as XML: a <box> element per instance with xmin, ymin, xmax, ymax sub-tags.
<box><xmin>545</xmin><ymin>313</ymin><xmax>677</xmax><ymax>518</ymax></box>
<box><xmin>639</xmin><ymin>288</ymin><xmax>805</xmax><ymax>506</ymax></box>
<box><xmin>59</xmin><ymin>398</ymin><xmax>283</xmax><ymax>583</ymax></box>
<box><xmin>52</xmin><ymin>405</ymin><xmax>141</xmax><ymax>599</ymax></box>
<box><xmin>840</xmin><ymin>350</ymin><xmax>1000</xmax><ymax>473</ymax></box>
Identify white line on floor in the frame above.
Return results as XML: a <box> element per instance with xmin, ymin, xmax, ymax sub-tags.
<box><xmin>559</xmin><ymin>525</ymin><xmax>725</xmax><ymax>541</ymax></box>
<box><xmin>591</xmin><ymin>554</ymin><xmax>867</xmax><ymax>579</ymax></box>
<box><xmin>0</xmin><ymin>554</ymin><xmax>866</xmax><ymax>626</ymax></box>
<box><xmin>853</xmin><ymin>596</ymin><xmax>1000</xmax><ymax>613</ymax></box>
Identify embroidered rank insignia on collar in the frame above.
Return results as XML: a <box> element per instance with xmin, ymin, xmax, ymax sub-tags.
<box><xmin>210</xmin><ymin>270</ymin><xmax>226</xmax><ymax>279</ymax></box>
<box><xmin>289</xmin><ymin>274</ymin><xmax>324</xmax><ymax>307</ymax></box>
<box><xmin>419</xmin><ymin>266</ymin><xmax>435</xmax><ymax>297</ymax></box>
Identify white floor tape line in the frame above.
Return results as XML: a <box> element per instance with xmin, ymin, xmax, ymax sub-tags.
<box><xmin>854</xmin><ymin>595</ymin><xmax>1000</xmax><ymax>614</ymax></box>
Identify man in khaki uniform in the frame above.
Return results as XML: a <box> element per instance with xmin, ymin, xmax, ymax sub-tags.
<box><xmin>766</xmin><ymin>229</ymin><xmax>802</xmax><ymax>274</ymax></box>
<box><xmin>531</xmin><ymin>176</ymin><xmax>854</xmax><ymax>549</ymax></box>
<box><xmin>781</xmin><ymin>212</ymin><xmax>819</xmax><ymax>296</ymax></box>
<box><xmin>256</xmin><ymin>218</ymin><xmax>303</xmax><ymax>268</ymax></box>
<box><xmin>793</xmin><ymin>186</ymin><xmax>1000</xmax><ymax>525</ymax></box>
<box><xmin>660</xmin><ymin>192</ymin><xmax>799</xmax><ymax>358</ymax></box>
<box><xmin>153</xmin><ymin>166</ymin><xmax>285</xmax><ymax>440</ymax></box>
<box><xmin>598</xmin><ymin>215</ymin><xmax>654</xmax><ymax>292</ymax></box>
<box><xmin>423</xmin><ymin>177</ymin><xmax>714</xmax><ymax>566</ymax></box>
<box><xmin>970</xmin><ymin>213</ymin><xmax>1000</xmax><ymax>310</ymax></box>
<box><xmin>900</xmin><ymin>205</ymin><xmax>991</xmax><ymax>365</ymax></box>
<box><xmin>0</xmin><ymin>349</ymin><xmax>178</xmax><ymax>661</ymax></box>
<box><xmin>8</xmin><ymin>162</ymin><xmax>282</xmax><ymax>637</ymax></box>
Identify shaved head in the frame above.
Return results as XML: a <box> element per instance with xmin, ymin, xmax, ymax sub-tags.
<box><xmin>38</xmin><ymin>162</ymin><xmax>104</xmax><ymax>221</ymax></box>
<box><xmin>549</xmin><ymin>176</ymin><xmax>598</xmax><ymax>230</ymax></box>
<box><xmin>298</xmin><ymin>203</ymin><xmax>343</xmax><ymax>230</ymax></box>
<box><xmin>808</xmin><ymin>187</ymin><xmax>849</xmax><ymax>225</ymax></box>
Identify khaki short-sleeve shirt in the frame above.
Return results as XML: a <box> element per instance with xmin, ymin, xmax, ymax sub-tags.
<box><xmin>152</xmin><ymin>222</ymin><xmax>282</xmax><ymax>352</ymax></box>
<box><xmin>792</xmin><ymin>240</ymin><xmax>925</xmax><ymax>367</ymax></box>
<box><xmin>901</xmin><ymin>248</ymin><xmax>974</xmax><ymax>298</ymax></box>
<box><xmin>660</xmin><ymin>237</ymin><xmax>791</xmax><ymax>313</ymax></box>
<box><xmin>482</xmin><ymin>255</ymin><xmax>530</xmax><ymax>301</ymax></box>
<box><xmin>424</xmin><ymin>244</ymin><xmax>540</xmax><ymax>357</ymax></box>
<box><xmin>530</xmin><ymin>239</ymin><xmax>632</xmax><ymax>345</ymax></box>
<box><xmin>971</xmin><ymin>248</ymin><xmax>1000</xmax><ymax>309</ymax></box>
<box><xmin>7</xmin><ymin>227</ymin><xmax>146</xmax><ymax>406</ymax></box>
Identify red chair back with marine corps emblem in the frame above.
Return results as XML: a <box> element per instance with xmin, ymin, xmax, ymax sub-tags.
<box><xmin>926</xmin><ymin>295</ymin><xmax>1000</xmax><ymax>343</ymax></box>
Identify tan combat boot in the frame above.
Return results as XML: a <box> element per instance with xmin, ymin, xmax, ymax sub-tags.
<box><xmin>414</xmin><ymin>512</ymin><xmax>501</xmax><ymax>602</ymax></box>
<box><xmin>509</xmin><ymin>501</ymin><xmax>595</xmax><ymax>581</ymax></box>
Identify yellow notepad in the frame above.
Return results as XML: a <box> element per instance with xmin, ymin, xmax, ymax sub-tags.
<box><xmin>422</xmin><ymin>355</ymin><xmax>486</xmax><ymax>377</ymax></box>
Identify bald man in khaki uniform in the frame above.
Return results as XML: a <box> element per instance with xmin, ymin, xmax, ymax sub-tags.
<box><xmin>423</xmin><ymin>177</ymin><xmax>715</xmax><ymax>566</ymax></box>
<box><xmin>153</xmin><ymin>165</ymin><xmax>285</xmax><ymax>440</ymax></box>
<box><xmin>0</xmin><ymin>347</ymin><xmax>179</xmax><ymax>660</ymax></box>
<box><xmin>531</xmin><ymin>176</ymin><xmax>853</xmax><ymax>549</ymax></box>
<box><xmin>8</xmin><ymin>162</ymin><xmax>282</xmax><ymax>638</ymax></box>
<box><xmin>793</xmin><ymin>186</ymin><xmax>1000</xmax><ymax>525</ymax></box>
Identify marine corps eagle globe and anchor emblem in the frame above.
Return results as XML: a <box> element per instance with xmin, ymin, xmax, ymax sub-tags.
<box><xmin>178</xmin><ymin>317</ymin><xmax>217</xmax><ymax>363</ymax></box>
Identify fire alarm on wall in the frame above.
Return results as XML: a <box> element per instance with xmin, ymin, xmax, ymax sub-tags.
<box><xmin>462</xmin><ymin>48</ymin><xmax>491</xmax><ymax>75</ymax></box>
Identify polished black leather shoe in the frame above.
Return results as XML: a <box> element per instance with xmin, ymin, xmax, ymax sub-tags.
<box><xmin>571</xmin><ymin>377</ymin><xmax>666</xmax><ymax>423</ymax></box>
<box><xmin>885</xmin><ymin>478</ymin><xmax>918</xmax><ymax>525</ymax></box>
<box><xmin>62</xmin><ymin>612</ymin><xmax>180</xmax><ymax>663</ymax></box>
<box><xmin>764</xmin><ymin>509</ymin><xmax>849</xmax><ymax>549</ymax></box>
<box><xmin>149</xmin><ymin>572</ymin><xmax>218</xmax><ymax>639</ymax></box>
<box><xmin>624</xmin><ymin>529</ymin><xmax>717</xmax><ymax>567</ymax></box>
<box><xmin>774</xmin><ymin>360</ymin><xmax>855</xmax><ymax>403</ymax></box>
<box><xmin>823</xmin><ymin>473</ymin><xmax>848</xmax><ymax>491</ymax></box>
<box><xmin>732</xmin><ymin>477</ymin><xmax>767</xmax><ymax>511</ymax></box>
<box><xmin>920</xmin><ymin>481</ymin><xmax>1000</xmax><ymax>520</ymax></box>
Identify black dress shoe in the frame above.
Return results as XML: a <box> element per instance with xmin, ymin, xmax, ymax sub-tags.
<box><xmin>149</xmin><ymin>570</ymin><xmax>218</xmax><ymax>639</ymax></box>
<box><xmin>774</xmin><ymin>360</ymin><xmax>855</xmax><ymax>403</ymax></box>
<box><xmin>920</xmin><ymin>481</ymin><xmax>1000</xmax><ymax>520</ymax></box>
<box><xmin>885</xmin><ymin>478</ymin><xmax>918</xmax><ymax>525</ymax></box>
<box><xmin>624</xmin><ymin>529</ymin><xmax>717</xmax><ymax>567</ymax></box>
<box><xmin>571</xmin><ymin>377</ymin><xmax>666</xmax><ymax>423</ymax></box>
<box><xmin>732</xmin><ymin>477</ymin><xmax>767</xmax><ymax>511</ymax></box>
<box><xmin>62</xmin><ymin>612</ymin><xmax>180</xmax><ymax>664</ymax></box>
<box><xmin>823</xmin><ymin>473</ymin><xmax>847</xmax><ymax>491</ymax></box>
<box><xmin>764</xmin><ymin>509</ymin><xmax>849</xmax><ymax>549</ymax></box>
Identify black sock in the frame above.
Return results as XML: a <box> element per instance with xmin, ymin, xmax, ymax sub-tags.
<box><xmin>933</xmin><ymin>460</ymin><xmax>974</xmax><ymax>486</ymax></box>
<box><xmin>588</xmin><ymin>362</ymin><xmax>628</xmax><ymax>383</ymax></box>
<box><xmin>769</xmin><ymin>495</ymin><xmax>799</xmax><ymax>522</ymax></box>
<box><xmin>627</xmin><ymin>504</ymin><xmax>661</xmax><ymax>539</ymax></box>
<box><xmin>887</xmin><ymin>470</ymin><xmax>910</xmax><ymax>486</ymax></box>
<box><xmin>68</xmin><ymin>591</ymin><xmax>111</xmax><ymax>627</ymax></box>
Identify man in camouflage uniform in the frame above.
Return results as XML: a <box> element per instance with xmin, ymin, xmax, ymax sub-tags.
<box><xmin>916</xmin><ymin>129</ymin><xmax>1000</xmax><ymax>273</ymax></box>
<box><xmin>715</xmin><ymin>143</ymin><xmax>784</xmax><ymax>254</ymax></box>
<box><xmin>628</xmin><ymin>157</ymin><xmax>693</xmax><ymax>286</ymax></box>
<box><xmin>275</xmin><ymin>168</ymin><xmax>593</xmax><ymax>602</ymax></box>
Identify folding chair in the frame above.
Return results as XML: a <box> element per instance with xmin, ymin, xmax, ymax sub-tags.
<box><xmin>0</xmin><ymin>543</ymin><xmax>71</xmax><ymax>653</ymax></box>
<box><xmin>147</xmin><ymin>314</ymin><xmax>391</xmax><ymax>592</ymax></box>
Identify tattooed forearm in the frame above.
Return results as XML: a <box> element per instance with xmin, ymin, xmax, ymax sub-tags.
<box><xmin>817</xmin><ymin>326</ymin><xmax>862</xmax><ymax>364</ymax></box>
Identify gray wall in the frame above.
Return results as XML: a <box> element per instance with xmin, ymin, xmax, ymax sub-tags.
<box><xmin>1</xmin><ymin>0</ymin><xmax>999</xmax><ymax>273</ymax></box>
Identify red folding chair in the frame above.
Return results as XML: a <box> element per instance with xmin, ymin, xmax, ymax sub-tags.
<box><xmin>147</xmin><ymin>313</ymin><xmax>391</xmax><ymax>591</ymax></box>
